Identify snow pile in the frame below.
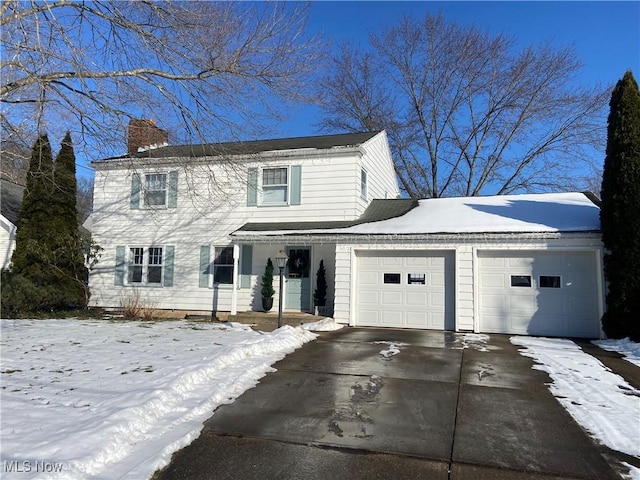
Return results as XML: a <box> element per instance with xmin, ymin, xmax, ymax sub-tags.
<box><xmin>0</xmin><ymin>319</ymin><xmax>316</xmax><ymax>480</ymax></box>
<box><xmin>593</xmin><ymin>337</ymin><xmax>640</xmax><ymax>368</ymax></box>
<box><xmin>301</xmin><ymin>317</ymin><xmax>344</xmax><ymax>331</ymax></box>
<box><xmin>511</xmin><ymin>336</ymin><xmax>640</xmax><ymax>464</ymax></box>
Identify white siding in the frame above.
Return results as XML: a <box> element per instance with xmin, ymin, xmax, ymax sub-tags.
<box><xmin>0</xmin><ymin>215</ymin><xmax>16</xmax><ymax>269</ymax></box>
<box><xmin>89</xmin><ymin>145</ymin><xmax>387</xmax><ymax>311</ymax></box>
<box><xmin>357</xmin><ymin>132</ymin><xmax>400</xmax><ymax>212</ymax></box>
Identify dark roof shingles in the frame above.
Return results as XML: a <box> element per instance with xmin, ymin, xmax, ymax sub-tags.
<box><xmin>235</xmin><ymin>198</ymin><xmax>417</xmax><ymax>233</ymax></box>
<box><xmin>103</xmin><ymin>131</ymin><xmax>381</xmax><ymax>161</ymax></box>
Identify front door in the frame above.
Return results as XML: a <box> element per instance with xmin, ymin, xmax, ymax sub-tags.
<box><xmin>286</xmin><ymin>247</ymin><xmax>311</xmax><ymax>312</ymax></box>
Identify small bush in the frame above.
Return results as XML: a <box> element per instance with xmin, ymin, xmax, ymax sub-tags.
<box><xmin>120</xmin><ymin>290</ymin><xmax>156</xmax><ymax>320</ymax></box>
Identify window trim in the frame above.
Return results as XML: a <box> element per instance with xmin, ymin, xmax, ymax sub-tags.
<box><xmin>361</xmin><ymin>168</ymin><xmax>368</xmax><ymax>200</ymax></box>
<box><xmin>261</xmin><ymin>166</ymin><xmax>289</xmax><ymax>206</ymax></box>
<box><xmin>383</xmin><ymin>273</ymin><xmax>402</xmax><ymax>284</ymax></box>
<box><xmin>408</xmin><ymin>273</ymin><xmax>426</xmax><ymax>285</ymax></box>
<box><xmin>126</xmin><ymin>245</ymin><xmax>165</xmax><ymax>287</ymax></box>
<box><xmin>510</xmin><ymin>275</ymin><xmax>532</xmax><ymax>288</ymax></box>
<box><xmin>212</xmin><ymin>245</ymin><xmax>235</xmax><ymax>286</ymax></box>
<box><xmin>143</xmin><ymin>173</ymin><xmax>168</xmax><ymax>208</ymax></box>
<box><xmin>539</xmin><ymin>275</ymin><xmax>562</xmax><ymax>289</ymax></box>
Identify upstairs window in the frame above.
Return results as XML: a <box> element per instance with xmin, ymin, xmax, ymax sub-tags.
<box><xmin>262</xmin><ymin>167</ymin><xmax>288</xmax><ymax>204</ymax></box>
<box><xmin>131</xmin><ymin>171</ymin><xmax>178</xmax><ymax>209</ymax></box>
<box><xmin>246</xmin><ymin>166</ymin><xmax>301</xmax><ymax>207</ymax></box>
<box><xmin>361</xmin><ymin>168</ymin><xmax>368</xmax><ymax>200</ymax></box>
<box><xmin>144</xmin><ymin>173</ymin><xmax>167</xmax><ymax>207</ymax></box>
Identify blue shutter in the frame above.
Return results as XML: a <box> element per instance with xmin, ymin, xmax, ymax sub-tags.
<box><xmin>199</xmin><ymin>246</ymin><xmax>210</xmax><ymax>288</ymax></box>
<box><xmin>130</xmin><ymin>174</ymin><xmax>141</xmax><ymax>209</ymax></box>
<box><xmin>247</xmin><ymin>168</ymin><xmax>258</xmax><ymax>206</ymax></box>
<box><xmin>290</xmin><ymin>165</ymin><xmax>301</xmax><ymax>205</ymax></box>
<box><xmin>240</xmin><ymin>245</ymin><xmax>253</xmax><ymax>288</ymax></box>
<box><xmin>167</xmin><ymin>171</ymin><xmax>178</xmax><ymax>208</ymax></box>
<box><xmin>115</xmin><ymin>246</ymin><xmax>126</xmax><ymax>286</ymax></box>
<box><xmin>164</xmin><ymin>246</ymin><xmax>175</xmax><ymax>287</ymax></box>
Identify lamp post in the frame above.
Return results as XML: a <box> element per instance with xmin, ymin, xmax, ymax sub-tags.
<box><xmin>275</xmin><ymin>250</ymin><xmax>288</xmax><ymax>329</ymax></box>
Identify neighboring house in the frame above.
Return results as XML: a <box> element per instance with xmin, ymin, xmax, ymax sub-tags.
<box><xmin>89</xmin><ymin>127</ymin><xmax>605</xmax><ymax>338</ymax></box>
<box><xmin>1</xmin><ymin>177</ymin><xmax>24</xmax><ymax>270</ymax></box>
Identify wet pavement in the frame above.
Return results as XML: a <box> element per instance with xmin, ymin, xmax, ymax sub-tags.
<box><xmin>155</xmin><ymin>328</ymin><xmax>629</xmax><ymax>480</ymax></box>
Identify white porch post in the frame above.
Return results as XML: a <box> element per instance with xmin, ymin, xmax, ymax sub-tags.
<box><xmin>231</xmin><ymin>244</ymin><xmax>239</xmax><ymax>315</ymax></box>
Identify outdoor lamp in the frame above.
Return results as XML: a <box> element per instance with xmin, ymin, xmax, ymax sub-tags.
<box><xmin>275</xmin><ymin>250</ymin><xmax>288</xmax><ymax>328</ymax></box>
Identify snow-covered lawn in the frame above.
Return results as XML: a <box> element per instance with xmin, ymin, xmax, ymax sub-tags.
<box><xmin>511</xmin><ymin>336</ymin><xmax>640</xmax><ymax>479</ymax></box>
<box><xmin>3</xmin><ymin>318</ymin><xmax>638</xmax><ymax>480</ymax></box>
<box><xmin>0</xmin><ymin>319</ymin><xmax>317</xmax><ymax>479</ymax></box>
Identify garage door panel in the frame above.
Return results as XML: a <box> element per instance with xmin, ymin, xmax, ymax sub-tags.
<box><xmin>406</xmin><ymin>311</ymin><xmax>428</xmax><ymax>327</ymax></box>
<box><xmin>381</xmin><ymin>310</ymin><xmax>403</xmax><ymax>326</ymax></box>
<box><xmin>382</xmin><ymin>257</ymin><xmax>402</xmax><ymax>266</ymax></box>
<box><xmin>359</xmin><ymin>309</ymin><xmax>380</xmax><ymax>325</ymax></box>
<box><xmin>358</xmin><ymin>290</ymin><xmax>379</xmax><ymax>304</ymax></box>
<box><xmin>356</xmin><ymin>251</ymin><xmax>454</xmax><ymax>330</ymax></box>
<box><xmin>479</xmin><ymin>251</ymin><xmax>599</xmax><ymax>338</ymax></box>
<box><xmin>481</xmin><ymin>273</ymin><xmax>506</xmax><ymax>288</ymax></box>
<box><xmin>507</xmin><ymin>257</ymin><xmax>534</xmax><ymax>269</ymax></box>
<box><xmin>481</xmin><ymin>293</ymin><xmax>507</xmax><ymax>310</ymax></box>
<box><xmin>406</xmin><ymin>257</ymin><xmax>428</xmax><ymax>267</ymax></box>
<box><xmin>406</xmin><ymin>292</ymin><xmax>428</xmax><ymax>306</ymax></box>
<box><xmin>358</xmin><ymin>274</ymin><xmax>378</xmax><ymax>286</ymax></box>
<box><xmin>381</xmin><ymin>291</ymin><xmax>402</xmax><ymax>306</ymax></box>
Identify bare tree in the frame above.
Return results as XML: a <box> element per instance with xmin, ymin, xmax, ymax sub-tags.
<box><xmin>317</xmin><ymin>14</ymin><xmax>609</xmax><ymax>197</ymax></box>
<box><xmin>1</xmin><ymin>1</ymin><xmax>322</xmax><ymax>164</ymax></box>
<box><xmin>76</xmin><ymin>176</ymin><xmax>93</xmax><ymax>224</ymax></box>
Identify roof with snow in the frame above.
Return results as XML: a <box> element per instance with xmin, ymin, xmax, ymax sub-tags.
<box><xmin>98</xmin><ymin>131</ymin><xmax>381</xmax><ymax>162</ymax></box>
<box><xmin>232</xmin><ymin>192</ymin><xmax>601</xmax><ymax>237</ymax></box>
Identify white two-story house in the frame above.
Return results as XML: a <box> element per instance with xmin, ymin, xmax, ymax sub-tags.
<box><xmin>89</xmin><ymin>129</ymin><xmax>400</xmax><ymax>318</ymax></box>
<box><xmin>89</xmin><ymin>125</ymin><xmax>606</xmax><ymax>338</ymax></box>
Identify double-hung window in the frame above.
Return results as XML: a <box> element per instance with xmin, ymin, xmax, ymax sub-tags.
<box><xmin>361</xmin><ymin>168</ymin><xmax>368</xmax><ymax>200</ymax></box>
<box><xmin>128</xmin><ymin>246</ymin><xmax>164</xmax><ymax>285</ymax></box>
<box><xmin>213</xmin><ymin>246</ymin><xmax>234</xmax><ymax>284</ymax></box>
<box><xmin>131</xmin><ymin>171</ymin><xmax>178</xmax><ymax>209</ymax></box>
<box><xmin>262</xmin><ymin>167</ymin><xmax>288</xmax><ymax>204</ymax></box>
<box><xmin>144</xmin><ymin>173</ymin><xmax>167</xmax><ymax>207</ymax></box>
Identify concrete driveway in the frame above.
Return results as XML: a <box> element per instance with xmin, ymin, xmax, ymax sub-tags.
<box><xmin>156</xmin><ymin>328</ymin><xmax>626</xmax><ymax>480</ymax></box>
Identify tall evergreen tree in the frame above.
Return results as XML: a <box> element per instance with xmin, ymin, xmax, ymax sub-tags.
<box><xmin>600</xmin><ymin>70</ymin><xmax>640</xmax><ymax>341</ymax></box>
<box><xmin>10</xmin><ymin>134</ymin><xmax>56</xmax><ymax>276</ymax></box>
<box><xmin>7</xmin><ymin>133</ymin><xmax>88</xmax><ymax>313</ymax></box>
<box><xmin>52</xmin><ymin>133</ymin><xmax>88</xmax><ymax>305</ymax></box>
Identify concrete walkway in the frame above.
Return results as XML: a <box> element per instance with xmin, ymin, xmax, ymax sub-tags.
<box><xmin>155</xmin><ymin>329</ymin><xmax>632</xmax><ymax>480</ymax></box>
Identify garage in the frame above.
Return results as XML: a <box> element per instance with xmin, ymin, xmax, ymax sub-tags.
<box><xmin>478</xmin><ymin>251</ymin><xmax>601</xmax><ymax>338</ymax></box>
<box><xmin>356</xmin><ymin>251</ymin><xmax>455</xmax><ymax>329</ymax></box>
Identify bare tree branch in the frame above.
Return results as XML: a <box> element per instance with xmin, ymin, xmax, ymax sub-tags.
<box><xmin>316</xmin><ymin>13</ymin><xmax>609</xmax><ymax>197</ymax></box>
<box><xmin>1</xmin><ymin>0</ymin><xmax>323</xmax><ymax>165</ymax></box>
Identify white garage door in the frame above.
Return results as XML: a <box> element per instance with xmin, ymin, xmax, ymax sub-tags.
<box><xmin>478</xmin><ymin>251</ymin><xmax>600</xmax><ymax>337</ymax></box>
<box><xmin>356</xmin><ymin>251</ymin><xmax>454</xmax><ymax>330</ymax></box>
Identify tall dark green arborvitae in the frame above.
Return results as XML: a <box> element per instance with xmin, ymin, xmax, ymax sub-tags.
<box><xmin>314</xmin><ymin>260</ymin><xmax>327</xmax><ymax>307</ymax></box>
<box><xmin>52</xmin><ymin>132</ymin><xmax>89</xmax><ymax>306</ymax></box>
<box><xmin>261</xmin><ymin>258</ymin><xmax>275</xmax><ymax>298</ymax></box>
<box><xmin>10</xmin><ymin>134</ymin><xmax>56</xmax><ymax>276</ymax></box>
<box><xmin>600</xmin><ymin>70</ymin><xmax>640</xmax><ymax>341</ymax></box>
<box><xmin>6</xmin><ymin>133</ymin><xmax>88</xmax><ymax>314</ymax></box>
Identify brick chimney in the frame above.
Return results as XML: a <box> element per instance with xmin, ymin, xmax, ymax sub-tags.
<box><xmin>127</xmin><ymin>119</ymin><xmax>169</xmax><ymax>154</ymax></box>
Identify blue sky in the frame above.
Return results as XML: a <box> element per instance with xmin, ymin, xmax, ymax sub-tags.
<box><xmin>277</xmin><ymin>0</ymin><xmax>640</xmax><ymax>138</ymax></box>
